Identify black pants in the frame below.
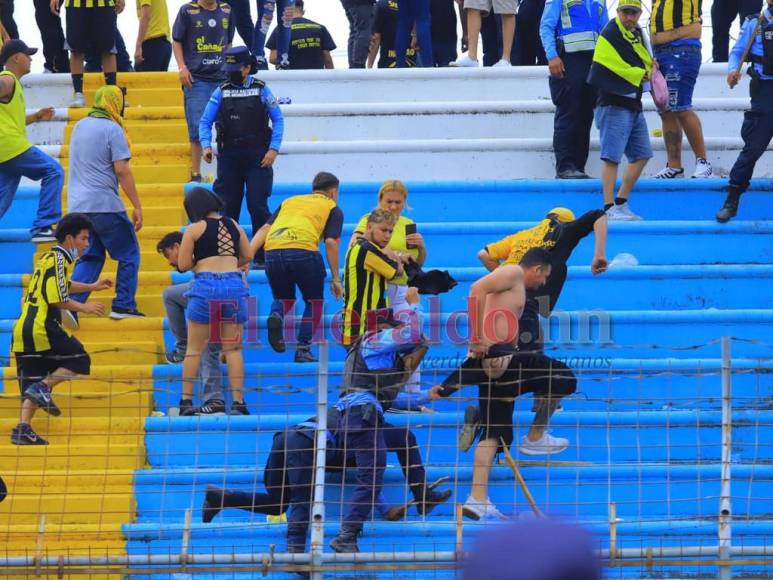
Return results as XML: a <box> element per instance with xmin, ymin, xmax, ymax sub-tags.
<box><xmin>480</xmin><ymin>12</ymin><xmax>502</xmax><ymax>66</ymax></box>
<box><xmin>34</xmin><ymin>0</ymin><xmax>69</xmax><ymax>72</ymax></box>
<box><xmin>549</xmin><ymin>50</ymin><xmax>596</xmax><ymax>174</ymax></box>
<box><xmin>0</xmin><ymin>0</ymin><xmax>17</xmax><ymax>39</ymax></box>
<box><xmin>711</xmin><ymin>0</ymin><xmax>760</xmax><ymax>62</ymax></box>
<box><xmin>512</xmin><ymin>0</ymin><xmax>547</xmax><ymax>65</ymax></box>
<box><xmin>135</xmin><ymin>37</ymin><xmax>172</xmax><ymax>72</ymax></box>
<box><xmin>729</xmin><ymin>80</ymin><xmax>773</xmax><ymax>192</ymax></box>
<box><xmin>84</xmin><ymin>23</ymin><xmax>133</xmax><ymax>72</ymax></box>
<box><xmin>214</xmin><ymin>146</ymin><xmax>273</xmax><ymax>262</ymax></box>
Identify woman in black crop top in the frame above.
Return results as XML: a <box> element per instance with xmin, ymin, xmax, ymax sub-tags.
<box><xmin>178</xmin><ymin>188</ymin><xmax>253</xmax><ymax>415</ymax></box>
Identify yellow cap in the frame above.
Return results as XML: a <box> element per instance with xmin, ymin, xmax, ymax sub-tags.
<box><xmin>547</xmin><ymin>207</ymin><xmax>576</xmax><ymax>223</ymax></box>
<box><xmin>618</xmin><ymin>0</ymin><xmax>642</xmax><ymax>11</ymax></box>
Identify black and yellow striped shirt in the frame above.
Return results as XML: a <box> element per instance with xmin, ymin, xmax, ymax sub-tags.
<box><xmin>12</xmin><ymin>247</ymin><xmax>74</xmax><ymax>353</ymax></box>
<box><xmin>341</xmin><ymin>239</ymin><xmax>398</xmax><ymax>346</ymax></box>
<box><xmin>65</xmin><ymin>0</ymin><xmax>116</xmax><ymax>8</ymax></box>
<box><xmin>650</xmin><ymin>0</ymin><xmax>701</xmax><ymax>33</ymax></box>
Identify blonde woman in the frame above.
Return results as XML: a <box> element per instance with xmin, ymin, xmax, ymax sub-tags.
<box><xmin>350</xmin><ymin>180</ymin><xmax>427</xmax><ymax>402</ymax></box>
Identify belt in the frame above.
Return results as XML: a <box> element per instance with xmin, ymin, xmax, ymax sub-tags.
<box><xmin>654</xmin><ymin>43</ymin><xmax>701</xmax><ymax>54</ymax></box>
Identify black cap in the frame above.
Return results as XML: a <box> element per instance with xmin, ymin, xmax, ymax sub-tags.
<box><xmin>294</xmin><ymin>0</ymin><xmax>304</xmax><ymax>7</ymax></box>
<box><xmin>223</xmin><ymin>46</ymin><xmax>254</xmax><ymax>72</ymax></box>
<box><xmin>0</xmin><ymin>40</ymin><xmax>37</xmax><ymax>65</ymax></box>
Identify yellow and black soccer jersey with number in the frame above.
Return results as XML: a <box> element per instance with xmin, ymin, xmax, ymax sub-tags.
<box><xmin>342</xmin><ymin>238</ymin><xmax>398</xmax><ymax>346</ymax></box>
<box><xmin>64</xmin><ymin>0</ymin><xmax>116</xmax><ymax>7</ymax></box>
<box><xmin>650</xmin><ymin>0</ymin><xmax>701</xmax><ymax>33</ymax></box>
<box><xmin>12</xmin><ymin>247</ymin><xmax>74</xmax><ymax>353</ymax></box>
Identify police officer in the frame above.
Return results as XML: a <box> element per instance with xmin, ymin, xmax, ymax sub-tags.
<box><xmin>198</xmin><ymin>46</ymin><xmax>285</xmax><ymax>266</ymax></box>
<box><xmin>717</xmin><ymin>0</ymin><xmax>773</xmax><ymax>223</ymax></box>
<box><xmin>539</xmin><ymin>0</ymin><xmax>608</xmax><ymax>179</ymax></box>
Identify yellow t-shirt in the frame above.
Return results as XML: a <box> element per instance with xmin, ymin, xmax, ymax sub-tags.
<box><xmin>0</xmin><ymin>71</ymin><xmax>32</xmax><ymax>164</ymax></box>
<box><xmin>354</xmin><ymin>213</ymin><xmax>418</xmax><ymax>285</ymax></box>
<box><xmin>137</xmin><ymin>0</ymin><xmax>171</xmax><ymax>42</ymax></box>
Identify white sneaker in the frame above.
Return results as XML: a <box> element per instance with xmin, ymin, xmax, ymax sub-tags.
<box><xmin>692</xmin><ymin>158</ymin><xmax>713</xmax><ymax>178</ymax></box>
<box><xmin>70</xmin><ymin>92</ymin><xmax>86</xmax><ymax>108</ymax></box>
<box><xmin>461</xmin><ymin>495</ymin><xmax>507</xmax><ymax>521</ymax></box>
<box><xmin>492</xmin><ymin>59</ymin><xmax>512</xmax><ymax>67</ymax></box>
<box><xmin>449</xmin><ymin>54</ymin><xmax>479</xmax><ymax>67</ymax></box>
<box><xmin>606</xmin><ymin>202</ymin><xmax>642</xmax><ymax>221</ymax></box>
<box><xmin>654</xmin><ymin>166</ymin><xmax>684</xmax><ymax>179</ymax></box>
<box><xmin>518</xmin><ymin>432</ymin><xmax>570</xmax><ymax>456</ymax></box>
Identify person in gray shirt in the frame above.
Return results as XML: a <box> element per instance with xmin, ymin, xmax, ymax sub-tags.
<box><xmin>67</xmin><ymin>85</ymin><xmax>145</xmax><ymax>320</ymax></box>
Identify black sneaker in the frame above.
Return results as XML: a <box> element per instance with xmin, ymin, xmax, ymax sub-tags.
<box><xmin>459</xmin><ymin>405</ymin><xmax>480</xmax><ymax>452</ymax></box>
<box><xmin>716</xmin><ymin>188</ymin><xmax>742</xmax><ymax>223</ymax></box>
<box><xmin>23</xmin><ymin>382</ymin><xmax>61</xmax><ymax>417</ymax></box>
<box><xmin>165</xmin><ymin>351</ymin><xmax>185</xmax><ymax>364</ymax></box>
<box><xmin>179</xmin><ymin>398</ymin><xmax>195</xmax><ymax>416</ymax></box>
<box><xmin>202</xmin><ymin>485</ymin><xmax>223</xmax><ymax>523</ymax></box>
<box><xmin>330</xmin><ymin>529</ymin><xmax>360</xmax><ymax>553</ymax></box>
<box><xmin>416</xmin><ymin>488</ymin><xmax>453</xmax><ymax>516</ymax></box>
<box><xmin>11</xmin><ymin>423</ymin><xmax>48</xmax><ymax>445</ymax></box>
<box><xmin>197</xmin><ymin>399</ymin><xmax>226</xmax><ymax>415</ymax></box>
<box><xmin>110</xmin><ymin>307</ymin><xmax>146</xmax><ymax>320</ymax></box>
<box><xmin>294</xmin><ymin>347</ymin><xmax>317</xmax><ymax>363</ymax></box>
<box><xmin>267</xmin><ymin>313</ymin><xmax>286</xmax><ymax>353</ymax></box>
<box><xmin>30</xmin><ymin>227</ymin><xmax>56</xmax><ymax>243</ymax></box>
<box><xmin>230</xmin><ymin>400</ymin><xmax>250</xmax><ymax>415</ymax></box>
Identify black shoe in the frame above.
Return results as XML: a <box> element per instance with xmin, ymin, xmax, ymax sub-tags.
<box><xmin>556</xmin><ymin>169</ymin><xmax>589</xmax><ymax>179</ymax></box>
<box><xmin>230</xmin><ymin>400</ymin><xmax>250</xmax><ymax>415</ymax></box>
<box><xmin>416</xmin><ymin>488</ymin><xmax>453</xmax><ymax>516</ymax></box>
<box><xmin>165</xmin><ymin>351</ymin><xmax>185</xmax><ymax>364</ymax></box>
<box><xmin>294</xmin><ymin>347</ymin><xmax>317</xmax><ymax>363</ymax></box>
<box><xmin>179</xmin><ymin>398</ymin><xmax>195</xmax><ymax>416</ymax></box>
<box><xmin>202</xmin><ymin>485</ymin><xmax>223</xmax><ymax>523</ymax></box>
<box><xmin>197</xmin><ymin>399</ymin><xmax>226</xmax><ymax>414</ymax></box>
<box><xmin>109</xmin><ymin>307</ymin><xmax>146</xmax><ymax>320</ymax></box>
<box><xmin>716</xmin><ymin>188</ymin><xmax>742</xmax><ymax>223</ymax></box>
<box><xmin>267</xmin><ymin>313</ymin><xmax>286</xmax><ymax>353</ymax></box>
<box><xmin>23</xmin><ymin>382</ymin><xmax>61</xmax><ymax>417</ymax></box>
<box><xmin>458</xmin><ymin>405</ymin><xmax>480</xmax><ymax>452</ymax></box>
<box><xmin>30</xmin><ymin>227</ymin><xmax>56</xmax><ymax>243</ymax></box>
<box><xmin>330</xmin><ymin>529</ymin><xmax>360</xmax><ymax>553</ymax></box>
<box><xmin>11</xmin><ymin>423</ymin><xmax>48</xmax><ymax>445</ymax></box>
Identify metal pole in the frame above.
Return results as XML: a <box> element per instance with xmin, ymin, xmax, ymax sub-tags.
<box><xmin>310</xmin><ymin>341</ymin><xmax>329</xmax><ymax>580</ymax></box>
<box><xmin>719</xmin><ymin>336</ymin><xmax>732</xmax><ymax>580</ymax></box>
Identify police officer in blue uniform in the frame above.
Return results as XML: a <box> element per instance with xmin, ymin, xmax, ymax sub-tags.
<box><xmin>540</xmin><ymin>0</ymin><xmax>608</xmax><ymax>179</ymax></box>
<box><xmin>198</xmin><ymin>46</ymin><xmax>284</xmax><ymax>265</ymax></box>
<box><xmin>717</xmin><ymin>0</ymin><xmax>773</xmax><ymax>223</ymax></box>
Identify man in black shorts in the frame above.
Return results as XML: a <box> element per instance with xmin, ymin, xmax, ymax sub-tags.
<box><xmin>10</xmin><ymin>213</ymin><xmax>112</xmax><ymax>445</ymax></box>
<box><xmin>50</xmin><ymin>0</ymin><xmax>121</xmax><ymax>108</ymax></box>
<box><xmin>430</xmin><ymin>248</ymin><xmax>577</xmax><ymax>520</ymax></box>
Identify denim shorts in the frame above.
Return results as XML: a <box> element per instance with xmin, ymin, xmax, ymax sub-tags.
<box><xmin>595</xmin><ymin>105</ymin><xmax>653</xmax><ymax>164</ymax></box>
<box><xmin>654</xmin><ymin>42</ymin><xmax>701</xmax><ymax>113</ymax></box>
<box><xmin>183</xmin><ymin>80</ymin><xmax>220</xmax><ymax>142</ymax></box>
<box><xmin>185</xmin><ymin>272</ymin><xmax>249</xmax><ymax>325</ymax></box>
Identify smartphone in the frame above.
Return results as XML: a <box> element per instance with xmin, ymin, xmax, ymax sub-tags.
<box><xmin>405</xmin><ymin>223</ymin><xmax>417</xmax><ymax>249</ymax></box>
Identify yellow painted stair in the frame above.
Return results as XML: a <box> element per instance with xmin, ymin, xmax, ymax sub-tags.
<box><xmin>0</xmin><ymin>72</ymin><xmax>189</xmax><ymax>568</ymax></box>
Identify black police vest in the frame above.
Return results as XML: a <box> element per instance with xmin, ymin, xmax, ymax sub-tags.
<box><xmin>341</xmin><ymin>336</ymin><xmax>407</xmax><ymax>412</ymax></box>
<box><xmin>215</xmin><ymin>79</ymin><xmax>271</xmax><ymax>150</ymax></box>
<box><xmin>763</xmin><ymin>19</ymin><xmax>773</xmax><ymax>76</ymax></box>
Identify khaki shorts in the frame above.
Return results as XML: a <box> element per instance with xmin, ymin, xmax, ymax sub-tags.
<box><xmin>464</xmin><ymin>0</ymin><xmax>518</xmax><ymax>15</ymax></box>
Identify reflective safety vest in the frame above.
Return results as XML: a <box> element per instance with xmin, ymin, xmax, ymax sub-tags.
<box><xmin>557</xmin><ymin>0</ymin><xmax>606</xmax><ymax>53</ymax></box>
<box><xmin>762</xmin><ymin>18</ymin><xmax>773</xmax><ymax>76</ymax></box>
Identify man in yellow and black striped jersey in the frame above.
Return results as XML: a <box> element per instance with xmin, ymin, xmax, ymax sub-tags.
<box><xmin>340</xmin><ymin>208</ymin><xmax>406</xmax><ymax>348</ymax></box>
<box><xmin>50</xmin><ymin>0</ymin><xmax>121</xmax><ymax>108</ymax></box>
<box><xmin>10</xmin><ymin>213</ymin><xmax>113</xmax><ymax>446</ymax></box>
<box><xmin>650</xmin><ymin>0</ymin><xmax>713</xmax><ymax>179</ymax></box>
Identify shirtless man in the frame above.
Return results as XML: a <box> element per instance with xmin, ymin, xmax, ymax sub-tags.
<box><xmin>430</xmin><ymin>248</ymin><xmax>578</xmax><ymax>520</ymax></box>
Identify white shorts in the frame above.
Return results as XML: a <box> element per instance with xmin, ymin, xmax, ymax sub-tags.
<box><xmin>464</xmin><ymin>0</ymin><xmax>518</xmax><ymax>16</ymax></box>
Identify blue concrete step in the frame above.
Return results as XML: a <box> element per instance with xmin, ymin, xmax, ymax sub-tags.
<box><xmin>143</xmin><ymin>412</ymin><xmax>772</xmax><ymax>469</ymax></box>
<box><xmin>148</xmin><ymin>357</ymin><xmax>773</xmax><ymax>414</ymax></box>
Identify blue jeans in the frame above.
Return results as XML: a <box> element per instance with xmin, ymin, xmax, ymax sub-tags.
<box><xmin>341</xmin><ymin>0</ymin><xmax>374</xmax><ymax>68</ymax></box>
<box><xmin>0</xmin><ymin>146</ymin><xmax>63</xmax><ymax>233</ymax></box>
<box><xmin>185</xmin><ymin>272</ymin><xmax>249</xmax><ymax>325</ymax></box>
<box><xmin>71</xmin><ymin>212</ymin><xmax>140</xmax><ymax>310</ymax></box>
<box><xmin>595</xmin><ymin>105</ymin><xmax>653</xmax><ymax>164</ymax></box>
<box><xmin>654</xmin><ymin>42</ymin><xmax>701</xmax><ymax>113</ymax></box>
<box><xmin>254</xmin><ymin>0</ymin><xmax>292</xmax><ymax>65</ymax></box>
<box><xmin>265</xmin><ymin>249</ymin><xmax>326</xmax><ymax>347</ymax></box>
<box><xmin>396</xmin><ymin>0</ymin><xmax>433</xmax><ymax>68</ymax></box>
<box><xmin>183</xmin><ymin>80</ymin><xmax>220</xmax><ymax>142</ymax></box>
<box><xmin>162</xmin><ymin>281</ymin><xmax>224</xmax><ymax>402</ymax></box>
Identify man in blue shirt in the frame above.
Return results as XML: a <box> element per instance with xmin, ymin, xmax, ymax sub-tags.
<box><xmin>540</xmin><ymin>0</ymin><xmax>608</xmax><ymax>179</ymax></box>
<box><xmin>717</xmin><ymin>1</ymin><xmax>773</xmax><ymax>223</ymax></box>
<box><xmin>199</xmin><ymin>46</ymin><xmax>284</xmax><ymax>266</ymax></box>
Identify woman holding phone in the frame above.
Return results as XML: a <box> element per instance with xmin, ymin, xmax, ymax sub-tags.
<box><xmin>349</xmin><ymin>180</ymin><xmax>429</xmax><ymax>407</ymax></box>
